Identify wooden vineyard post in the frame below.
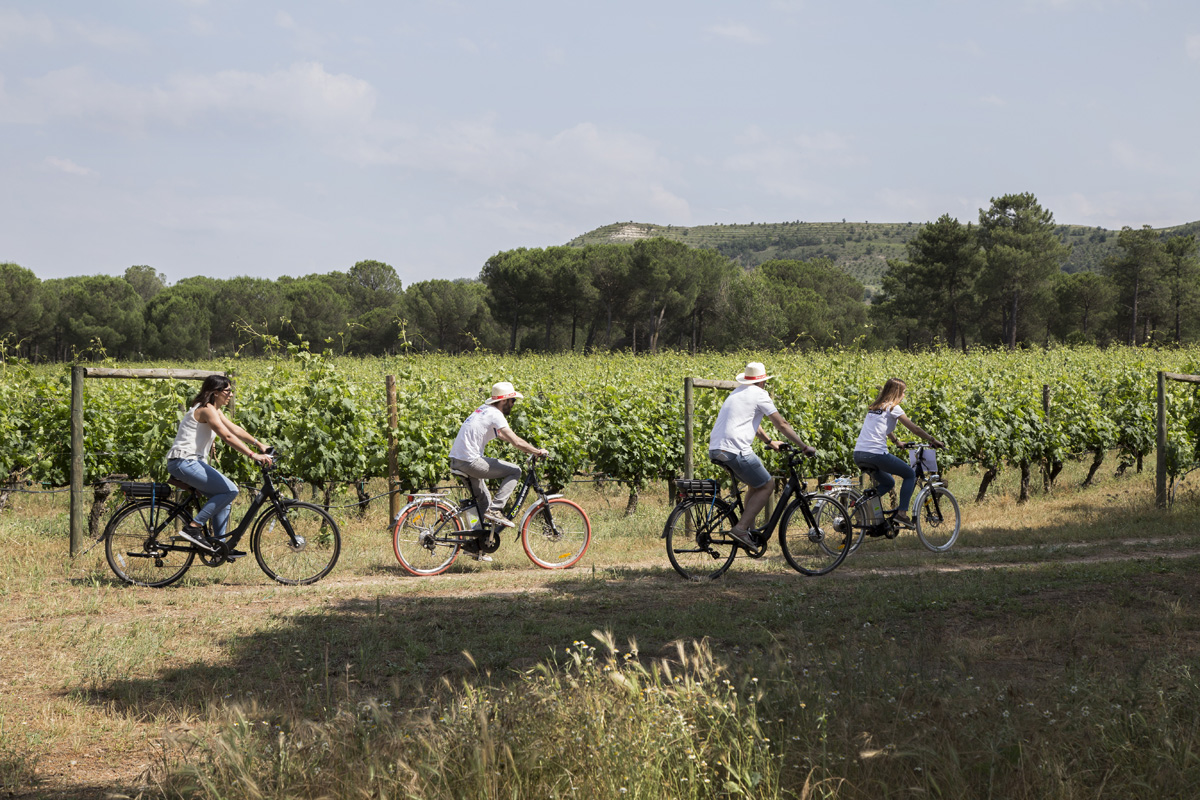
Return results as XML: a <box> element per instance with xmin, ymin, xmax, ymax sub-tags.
<box><xmin>69</xmin><ymin>366</ymin><xmax>85</xmax><ymax>556</ymax></box>
<box><xmin>1155</xmin><ymin>370</ymin><xmax>1200</xmax><ymax>508</ymax></box>
<box><xmin>683</xmin><ymin>377</ymin><xmax>694</xmax><ymax>480</ymax></box>
<box><xmin>68</xmin><ymin>368</ymin><xmax>226</xmax><ymax>556</ymax></box>
<box><xmin>386</xmin><ymin>375</ymin><xmax>400</xmax><ymax>522</ymax></box>
<box><xmin>1157</xmin><ymin>371</ymin><xmax>1167</xmax><ymax>508</ymax></box>
<box><xmin>683</xmin><ymin>377</ymin><xmax>774</xmax><ymax>522</ymax></box>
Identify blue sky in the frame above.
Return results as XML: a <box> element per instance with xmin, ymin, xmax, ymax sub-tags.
<box><xmin>2</xmin><ymin>0</ymin><xmax>1199</xmax><ymax>286</ymax></box>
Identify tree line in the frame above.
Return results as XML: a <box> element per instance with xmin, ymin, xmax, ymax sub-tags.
<box><xmin>2</xmin><ymin>191</ymin><xmax>1197</xmax><ymax>361</ymax></box>
<box><xmin>872</xmin><ymin>192</ymin><xmax>1200</xmax><ymax>349</ymax></box>
<box><xmin>0</xmin><ymin>239</ymin><xmax>866</xmax><ymax>360</ymax></box>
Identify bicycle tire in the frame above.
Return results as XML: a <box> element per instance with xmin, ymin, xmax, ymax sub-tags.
<box><xmin>104</xmin><ymin>500</ymin><xmax>195</xmax><ymax>587</ymax></box>
<box><xmin>252</xmin><ymin>501</ymin><xmax>341</xmax><ymax>585</ymax></box>
<box><xmin>663</xmin><ymin>496</ymin><xmax>739</xmax><ymax>581</ymax></box>
<box><xmin>521</xmin><ymin>497</ymin><xmax>591</xmax><ymax>569</ymax></box>
<box><xmin>914</xmin><ymin>485</ymin><xmax>961</xmax><ymax>552</ymax></box>
<box><xmin>778</xmin><ymin>493</ymin><xmax>852</xmax><ymax>576</ymax></box>
<box><xmin>825</xmin><ymin>487</ymin><xmax>869</xmax><ymax>555</ymax></box>
<box><xmin>392</xmin><ymin>499</ymin><xmax>464</xmax><ymax>576</ymax></box>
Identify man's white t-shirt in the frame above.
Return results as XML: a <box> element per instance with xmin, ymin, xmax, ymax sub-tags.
<box><xmin>854</xmin><ymin>405</ymin><xmax>904</xmax><ymax>454</ymax></box>
<box><xmin>450</xmin><ymin>404</ymin><xmax>509</xmax><ymax>461</ymax></box>
<box><xmin>708</xmin><ymin>384</ymin><xmax>778</xmax><ymax>456</ymax></box>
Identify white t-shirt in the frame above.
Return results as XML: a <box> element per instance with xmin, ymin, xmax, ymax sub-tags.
<box><xmin>708</xmin><ymin>384</ymin><xmax>778</xmax><ymax>456</ymax></box>
<box><xmin>449</xmin><ymin>404</ymin><xmax>509</xmax><ymax>461</ymax></box>
<box><xmin>854</xmin><ymin>405</ymin><xmax>904</xmax><ymax>454</ymax></box>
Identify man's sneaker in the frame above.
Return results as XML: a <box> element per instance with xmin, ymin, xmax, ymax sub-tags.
<box><xmin>466</xmin><ymin>550</ymin><xmax>494</xmax><ymax>562</ymax></box>
<box><xmin>894</xmin><ymin>514</ymin><xmax>915</xmax><ymax>529</ymax></box>
<box><xmin>177</xmin><ymin>523</ymin><xmax>217</xmax><ymax>552</ymax></box>
<box><xmin>728</xmin><ymin>526</ymin><xmax>756</xmax><ymax>548</ymax></box>
<box><xmin>483</xmin><ymin>510</ymin><xmax>515</xmax><ymax>529</ymax></box>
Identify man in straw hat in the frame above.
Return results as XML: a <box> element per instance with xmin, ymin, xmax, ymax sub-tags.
<box><xmin>709</xmin><ymin>361</ymin><xmax>816</xmax><ymax>547</ymax></box>
<box><xmin>450</xmin><ymin>381</ymin><xmax>548</xmax><ymax>548</ymax></box>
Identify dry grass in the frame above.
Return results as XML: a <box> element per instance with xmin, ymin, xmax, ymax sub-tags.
<box><xmin>2</xmin><ymin>458</ymin><xmax>1200</xmax><ymax>798</ymax></box>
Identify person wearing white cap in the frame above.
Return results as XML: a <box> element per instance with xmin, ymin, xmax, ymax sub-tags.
<box><xmin>449</xmin><ymin>382</ymin><xmax>548</xmax><ymax>552</ymax></box>
<box><xmin>708</xmin><ymin>362</ymin><xmax>815</xmax><ymax>547</ymax></box>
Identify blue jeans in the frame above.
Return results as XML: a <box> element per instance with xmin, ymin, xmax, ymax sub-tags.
<box><xmin>853</xmin><ymin>451</ymin><xmax>916</xmax><ymax>513</ymax></box>
<box><xmin>167</xmin><ymin>458</ymin><xmax>239</xmax><ymax>538</ymax></box>
<box><xmin>709</xmin><ymin>449</ymin><xmax>772</xmax><ymax>489</ymax></box>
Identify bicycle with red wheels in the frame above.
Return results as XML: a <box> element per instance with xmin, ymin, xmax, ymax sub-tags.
<box><xmin>391</xmin><ymin>454</ymin><xmax>591</xmax><ymax>575</ymax></box>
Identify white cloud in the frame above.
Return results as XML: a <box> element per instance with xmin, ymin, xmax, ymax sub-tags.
<box><xmin>6</xmin><ymin>62</ymin><xmax>376</xmax><ymax>132</ymax></box>
<box><xmin>63</xmin><ymin>19</ymin><xmax>141</xmax><ymax>50</ymax></box>
<box><xmin>977</xmin><ymin>94</ymin><xmax>1006</xmax><ymax>107</ymax></box>
<box><xmin>723</xmin><ymin>126</ymin><xmax>863</xmax><ymax>200</ymax></box>
<box><xmin>707</xmin><ymin>23</ymin><xmax>766</xmax><ymax>45</ymax></box>
<box><xmin>1110</xmin><ymin>138</ymin><xmax>1169</xmax><ymax>176</ymax></box>
<box><xmin>45</xmin><ymin>156</ymin><xmax>95</xmax><ymax>177</ymax></box>
<box><xmin>1055</xmin><ymin>190</ymin><xmax>1196</xmax><ymax>229</ymax></box>
<box><xmin>1187</xmin><ymin>33</ymin><xmax>1200</xmax><ymax>60</ymax></box>
<box><xmin>276</xmin><ymin>11</ymin><xmax>298</xmax><ymax>30</ymax></box>
<box><xmin>944</xmin><ymin>39</ymin><xmax>985</xmax><ymax>59</ymax></box>
<box><xmin>0</xmin><ymin>8</ymin><xmax>56</xmax><ymax>46</ymax></box>
<box><xmin>187</xmin><ymin>14</ymin><xmax>214</xmax><ymax>36</ymax></box>
<box><xmin>0</xmin><ymin>10</ymin><xmax>139</xmax><ymax>50</ymax></box>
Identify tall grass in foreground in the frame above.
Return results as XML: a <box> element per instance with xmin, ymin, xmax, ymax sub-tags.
<box><xmin>159</xmin><ymin>614</ymin><xmax>1200</xmax><ymax>800</ymax></box>
<box><xmin>160</xmin><ymin>633</ymin><xmax>804</xmax><ymax>799</ymax></box>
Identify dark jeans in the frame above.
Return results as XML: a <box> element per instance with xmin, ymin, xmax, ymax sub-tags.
<box><xmin>853</xmin><ymin>450</ymin><xmax>916</xmax><ymax>512</ymax></box>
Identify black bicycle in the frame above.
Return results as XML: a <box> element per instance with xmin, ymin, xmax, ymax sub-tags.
<box><xmin>663</xmin><ymin>445</ymin><xmax>852</xmax><ymax>580</ymax></box>
<box><xmin>103</xmin><ymin>450</ymin><xmax>341</xmax><ymax>587</ymax></box>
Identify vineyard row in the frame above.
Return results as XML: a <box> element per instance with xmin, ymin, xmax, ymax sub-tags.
<box><xmin>3</xmin><ymin>347</ymin><xmax>1199</xmax><ymax>512</ymax></box>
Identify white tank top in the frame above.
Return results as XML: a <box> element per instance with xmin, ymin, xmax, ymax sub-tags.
<box><xmin>167</xmin><ymin>404</ymin><xmax>217</xmax><ymax>461</ymax></box>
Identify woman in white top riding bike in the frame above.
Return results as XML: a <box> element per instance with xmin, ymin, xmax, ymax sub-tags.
<box><xmin>852</xmin><ymin>378</ymin><xmax>943</xmax><ymax>527</ymax></box>
<box><xmin>166</xmin><ymin>375</ymin><xmax>272</xmax><ymax>553</ymax></box>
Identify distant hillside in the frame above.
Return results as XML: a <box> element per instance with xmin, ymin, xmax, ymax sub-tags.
<box><xmin>567</xmin><ymin>219</ymin><xmax>1200</xmax><ymax>291</ymax></box>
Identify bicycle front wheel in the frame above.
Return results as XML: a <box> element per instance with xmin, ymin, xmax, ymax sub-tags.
<box><xmin>521</xmin><ymin>498</ymin><xmax>591</xmax><ymax>569</ymax></box>
<box><xmin>779</xmin><ymin>494</ymin><xmax>852</xmax><ymax>576</ymax></box>
<box><xmin>914</xmin><ymin>486</ymin><xmax>961</xmax><ymax>552</ymax></box>
<box><xmin>252</xmin><ymin>501</ymin><xmax>341</xmax><ymax>585</ymax></box>
<box><xmin>104</xmin><ymin>500</ymin><xmax>195</xmax><ymax>587</ymax></box>
<box><xmin>393</xmin><ymin>499</ymin><xmax>463</xmax><ymax>576</ymax></box>
<box><xmin>664</xmin><ymin>497</ymin><xmax>739</xmax><ymax>581</ymax></box>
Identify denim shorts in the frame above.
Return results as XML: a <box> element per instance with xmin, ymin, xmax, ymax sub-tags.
<box><xmin>709</xmin><ymin>449</ymin><xmax>772</xmax><ymax>489</ymax></box>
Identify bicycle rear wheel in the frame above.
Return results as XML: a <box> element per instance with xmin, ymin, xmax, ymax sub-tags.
<box><xmin>104</xmin><ymin>500</ymin><xmax>195</xmax><ymax>587</ymax></box>
<box><xmin>521</xmin><ymin>497</ymin><xmax>591</xmax><ymax>569</ymax></box>
<box><xmin>914</xmin><ymin>485</ymin><xmax>961</xmax><ymax>552</ymax></box>
<box><xmin>778</xmin><ymin>493</ymin><xmax>852</xmax><ymax>576</ymax></box>
<box><xmin>392</xmin><ymin>499</ymin><xmax>464</xmax><ymax>576</ymax></box>
<box><xmin>252</xmin><ymin>501</ymin><xmax>341</xmax><ymax>585</ymax></box>
<box><xmin>824</xmin><ymin>488</ymin><xmax>869</xmax><ymax>555</ymax></box>
<box><xmin>664</xmin><ymin>497</ymin><xmax>739</xmax><ymax>581</ymax></box>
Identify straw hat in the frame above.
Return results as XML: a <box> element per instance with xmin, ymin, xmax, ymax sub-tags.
<box><xmin>484</xmin><ymin>381</ymin><xmax>525</xmax><ymax>404</ymax></box>
<box><xmin>735</xmin><ymin>362</ymin><xmax>773</xmax><ymax>385</ymax></box>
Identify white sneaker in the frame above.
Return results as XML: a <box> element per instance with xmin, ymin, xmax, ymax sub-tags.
<box><xmin>483</xmin><ymin>510</ymin><xmax>515</xmax><ymax>528</ymax></box>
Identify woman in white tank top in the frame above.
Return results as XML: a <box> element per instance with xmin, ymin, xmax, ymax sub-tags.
<box><xmin>165</xmin><ymin>375</ymin><xmax>272</xmax><ymax>554</ymax></box>
<box><xmin>851</xmin><ymin>378</ymin><xmax>944</xmax><ymax>527</ymax></box>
